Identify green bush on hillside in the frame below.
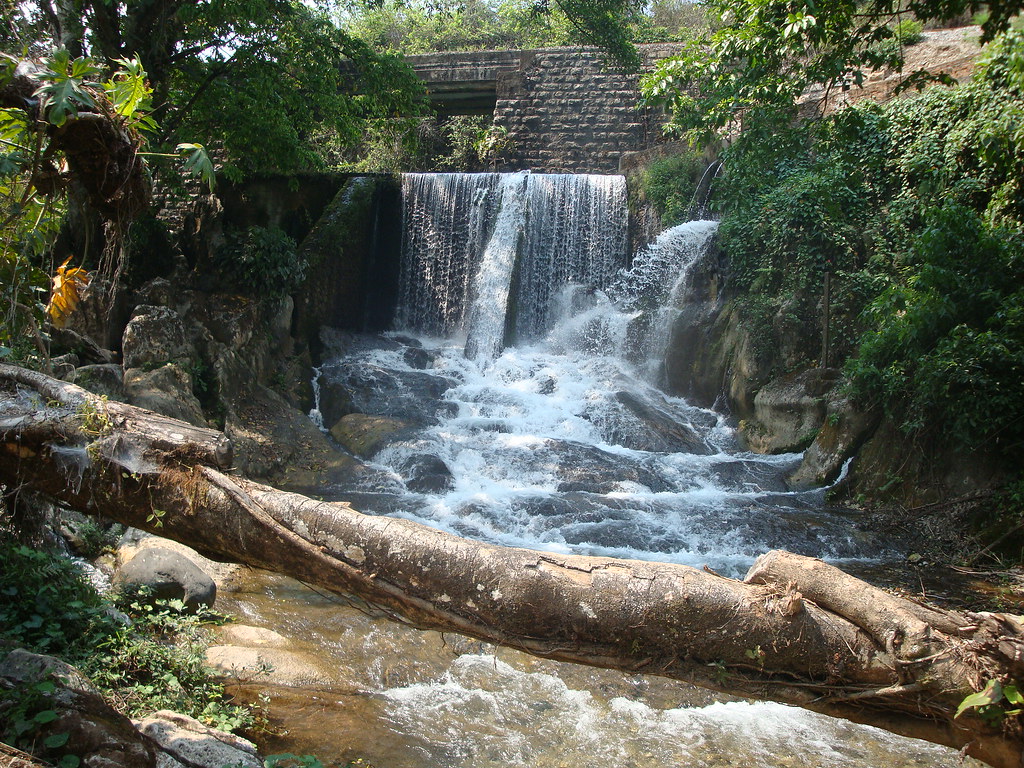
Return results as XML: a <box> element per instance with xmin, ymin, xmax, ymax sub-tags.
<box><xmin>710</xmin><ymin>30</ymin><xmax>1024</xmax><ymax>461</ymax></box>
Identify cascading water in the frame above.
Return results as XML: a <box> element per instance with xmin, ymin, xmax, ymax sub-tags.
<box><xmin>514</xmin><ymin>173</ymin><xmax>628</xmax><ymax>342</ymax></box>
<box><xmin>398</xmin><ymin>173</ymin><xmax>501</xmax><ymax>336</ymax></box>
<box><xmin>397</xmin><ymin>171</ymin><xmax>628</xmax><ymax>353</ymax></box>
<box><xmin>279</xmin><ymin>172</ymin><xmax>976</xmax><ymax>768</ymax></box>
<box><xmin>464</xmin><ymin>172</ymin><xmax>530</xmax><ymax>363</ymax></box>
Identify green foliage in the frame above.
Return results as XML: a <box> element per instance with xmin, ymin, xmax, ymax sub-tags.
<box><xmin>956</xmin><ymin>679</ymin><xmax>1024</xmax><ymax>722</ymax></box>
<box><xmin>680</xmin><ymin>30</ymin><xmax>1024</xmax><ymax>465</ymax></box>
<box><xmin>216</xmin><ymin>225</ymin><xmax>305</xmax><ymax>297</ymax></box>
<box><xmin>640</xmin><ymin>0</ymin><xmax>1024</xmax><ymax>144</ymax></box>
<box><xmin>892</xmin><ymin>18</ymin><xmax>925</xmax><ymax>45</ymax></box>
<box><xmin>638</xmin><ymin>152</ymin><xmax>708</xmax><ymax>226</ymax></box>
<box><xmin>339</xmin><ymin>0</ymin><xmax>646</xmax><ymax>67</ymax></box>
<box><xmin>345</xmin><ymin>114</ymin><xmax>514</xmax><ymax>172</ymax></box>
<box><xmin>848</xmin><ymin>204</ymin><xmax>1024</xmax><ymax>450</ymax></box>
<box><xmin>0</xmin><ymin>543</ymin><xmax>115</xmax><ymax>658</ymax></box>
<box><xmin>6</xmin><ymin>2</ymin><xmax>430</xmax><ymax>179</ymax></box>
<box><xmin>0</xmin><ymin>540</ymin><xmax>253</xmax><ymax>735</ymax></box>
<box><xmin>1</xmin><ymin>678</ymin><xmax>80</xmax><ymax>768</ymax></box>
<box><xmin>31</xmin><ymin>49</ymin><xmax>102</xmax><ymax>128</ymax></box>
<box><xmin>340</xmin><ymin>0</ymin><xmax>575</xmax><ymax>53</ymax></box>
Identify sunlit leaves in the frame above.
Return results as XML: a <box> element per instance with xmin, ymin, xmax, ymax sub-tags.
<box><xmin>0</xmin><ymin>53</ymin><xmax>17</xmax><ymax>88</ymax></box>
<box><xmin>175</xmin><ymin>143</ymin><xmax>215</xmax><ymax>191</ymax></box>
<box><xmin>104</xmin><ymin>57</ymin><xmax>156</xmax><ymax>133</ymax></box>
<box><xmin>46</xmin><ymin>257</ymin><xmax>90</xmax><ymax>329</ymax></box>
<box><xmin>640</xmin><ymin>0</ymin><xmax>1023</xmax><ymax>143</ymax></box>
<box><xmin>31</xmin><ymin>50</ymin><xmax>102</xmax><ymax>127</ymax></box>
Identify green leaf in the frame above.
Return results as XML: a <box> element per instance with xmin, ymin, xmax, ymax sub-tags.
<box><xmin>1004</xmin><ymin>684</ymin><xmax>1024</xmax><ymax>705</ymax></box>
<box><xmin>956</xmin><ymin>679</ymin><xmax>1003</xmax><ymax>718</ymax></box>
<box><xmin>104</xmin><ymin>57</ymin><xmax>152</xmax><ymax>119</ymax></box>
<box><xmin>34</xmin><ymin>709</ymin><xmax>59</xmax><ymax>724</ymax></box>
<box><xmin>58</xmin><ymin>755</ymin><xmax>80</xmax><ymax>768</ymax></box>
<box><xmin>32</xmin><ymin>52</ymin><xmax>101</xmax><ymax>127</ymax></box>
<box><xmin>176</xmin><ymin>143</ymin><xmax>215</xmax><ymax>192</ymax></box>
<box><xmin>44</xmin><ymin>731</ymin><xmax>70</xmax><ymax>749</ymax></box>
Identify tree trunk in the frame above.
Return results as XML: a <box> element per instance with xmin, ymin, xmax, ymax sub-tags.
<box><xmin>1</xmin><ymin>364</ymin><xmax>1022</xmax><ymax>768</ymax></box>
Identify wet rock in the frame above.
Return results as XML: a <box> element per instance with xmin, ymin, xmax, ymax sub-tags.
<box><xmin>741</xmin><ymin>368</ymin><xmax>841</xmax><ymax>454</ymax></box>
<box><xmin>205</xmin><ymin>646</ymin><xmax>346</xmax><ymax>689</ymax></box>
<box><xmin>74</xmin><ymin>363</ymin><xmax>126</xmax><ymax>401</ymax></box>
<box><xmin>330</xmin><ymin>413</ymin><xmax>415</xmax><ymax>458</ymax></box>
<box><xmin>224</xmin><ymin>383</ymin><xmax>361</xmax><ymax>486</ymax></box>
<box><xmin>134</xmin><ymin>711</ymin><xmax>260</xmax><ymax>768</ymax></box>
<box><xmin>403</xmin><ymin>344</ymin><xmax>432</xmax><ymax>370</ymax></box>
<box><xmin>708</xmin><ymin>457</ymin><xmax>795</xmax><ymax>494</ymax></box>
<box><xmin>0</xmin><ymin>649</ymin><xmax>159</xmax><ymax>768</ymax></box>
<box><xmin>547</xmin><ymin>439</ymin><xmax>669</xmax><ymax>493</ymax></box>
<box><xmin>788</xmin><ymin>392</ymin><xmax>881</xmax><ymax>489</ymax></box>
<box><xmin>122</xmin><ymin>305</ymin><xmax>195</xmax><ymax>371</ymax></box>
<box><xmin>317</xmin><ymin>359</ymin><xmax>457</xmax><ymax>427</ymax></box>
<box><xmin>398</xmin><ymin>453</ymin><xmax>454</xmax><ymax>493</ymax></box>
<box><xmin>123</xmin><ymin>364</ymin><xmax>206</xmax><ymax>427</ymax></box>
<box><xmin>216</xmin><ymin>624</ymin><xmax>290</xmax><ymax>648</ymax></box>
<box><xmin>609</xmin><ymin>391</ymin><xmax>713</xmax><ymax>454</ymax></box>
<box><xmin>114</xmin><ymin>546</ymin><xmax>216</xmax><ymax>612</ymax></box>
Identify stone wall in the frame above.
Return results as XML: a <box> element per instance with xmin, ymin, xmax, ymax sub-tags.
<box><xmin>409</xmin><ymin>45</ymin><xmax>682</xmax><ymax>174</ymax></box>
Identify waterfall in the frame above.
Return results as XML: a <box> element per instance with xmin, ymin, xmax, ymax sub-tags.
<box><xmin>464</xmin><ymin>172</ymin><xmax>529</xmax><ymax>363</ymax></box>
<box><xmin>513</xmin><ymin>174</ymin><xmax>628</xmax><ymax>343</ymax></box>
<box><xmin>610</xmin><ymin>220</ymin><xmax>719</xmax><ymax>381</ymax></box>
<box><xmin>398</xmin><ymin>173</ymin><xmax>500</xmax><ymax>336</ymax></box>
<box><xmin>397</xmin><ymin>172</ymin><xmax>628</xmax><ymax>354</ymax></box>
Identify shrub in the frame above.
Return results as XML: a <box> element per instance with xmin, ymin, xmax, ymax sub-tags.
<box><xmin>0</xmin><ymin>540</ymin><xmax>253</xmax><ymax>742</ymax></box>
<box><xmin>640</xmin><ymin>151</ymin><xmax>709</xmax><ymax>226</ymax></box>
<box><xmin>216</xmin><ymin>225</ymin><xmax>305</xmax><ymax>297</ymax></box>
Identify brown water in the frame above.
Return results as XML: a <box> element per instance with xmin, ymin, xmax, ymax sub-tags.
<box><xmin>214</xmin><ymin>569</ymin><xmax>983</xmax><ymax>768</ymax></box>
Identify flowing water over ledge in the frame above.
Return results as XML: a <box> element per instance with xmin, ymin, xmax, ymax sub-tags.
<box><xmin>228</xmin><ymin>174</ymin><xmax>980</xmax><ymax>766</ymax></box>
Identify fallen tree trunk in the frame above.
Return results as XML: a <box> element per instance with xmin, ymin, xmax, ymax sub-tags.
<box><xmin>2</xmin><ymin>364</ymin><xmax>1022</xmax><ymax>767</ymax></box>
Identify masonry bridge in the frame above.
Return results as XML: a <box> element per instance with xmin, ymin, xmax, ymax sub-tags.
<box><xmin>406</xmin><ymin>45</ymin><xmax>682</xmax><ymax>174</ymax></box>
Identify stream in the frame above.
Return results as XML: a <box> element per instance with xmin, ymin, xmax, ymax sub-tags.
<box><xmin>220</xmin><ymin>172</ymin><xmax>982</xmax><ymax>767</ymax></box>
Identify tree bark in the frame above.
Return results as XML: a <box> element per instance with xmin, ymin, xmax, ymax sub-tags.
<box><xmin>1</xmin><ymin>364</ymin><xmax>1022</xmax><ymax>768</ymax></box>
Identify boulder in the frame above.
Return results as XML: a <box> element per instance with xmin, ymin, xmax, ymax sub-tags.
<box><xmin>133</xmin><ymin>711</ymin><xmax>260</xmax><ymax>768</ymax></box>
<box><xmin>741</xmin><ymin>368</ymin><xmax>840</xmax><ymax>454</ymax></box>
<box><xmin>317</xmin><ymin>356</ymin><xmax>457</xmax><ymax>427</ymax></box>
<box><xmin>610</xmin><ymin>391</ymin><xmax>713</xmax><ymax>454</ymax></box>
<box><xmin>205</xmin><ymin>646</ymin><xmax>348</xmax><ymax>689</ymax></box>
<box><xmin>116</xmin><ymin>529</ymin><xmax>248</xmax><ymax>593</ymax></box>
<box><xmin>330</xmin><ymin>413</ymin><xmax>416</xmax><ymax>458</ymax></box>
<box><xmin>122</xmin><ymin>305</ymin><xmax>195</xmax><ymax>371</ymax></box>
<box><xmin>788</xmin><ymin>392</ymin><xmax>881</xmax><ymax>489</ymax></box>
<box><xmin>223</xmin><ymin>383</ymin><xmax>363</xmax><ymax>486</ymax></box>
<box><xmin>216</xmin><ymin>624</ymin><xmax>289</xmax><ymax>648</ymax></box>
<box><xmin>123</xmin><ymin>364</ymin><xmax>206</xmax><ymax>427</ymax></box>
<box><xmin>397</xmin><ymin>453</ymin><xmax>454</xmax><ymax>493</ymax></box>
<box><xmin>114</xmin><ymin>546</ymin><xmax>216</xmax><ymax>611</ymax></box>
<box><xmin>548</xmin><ymin>439</ymin><xmax>670</xmax><ymax>493</ymax></box>
<box><xmin>74</xmin><ymin>363</ymin><xmax>126</xmax><ymax>401</ymax></box>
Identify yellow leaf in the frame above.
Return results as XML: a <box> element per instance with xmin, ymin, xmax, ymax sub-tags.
<box><xmin>47</xmin><ymin>257</ymin><xmax>90</xmax><ymax>329</ymax></box>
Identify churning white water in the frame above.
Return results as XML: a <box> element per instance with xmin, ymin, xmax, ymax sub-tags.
<box><xmin>291</xmin><ymin>172</ymin><xmax>961</xmax><ymax>768</ymax></box>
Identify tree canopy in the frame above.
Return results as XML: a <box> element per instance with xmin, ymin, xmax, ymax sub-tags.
<box><xmin>4</xmin><ymin>0</ymin><xmax>429</xmax><ymax>177</ymax></box>
<box><xmin>641</xmin><ymin>0</ymin><xmax>1024</xmax><ymax>142</ymax></box>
